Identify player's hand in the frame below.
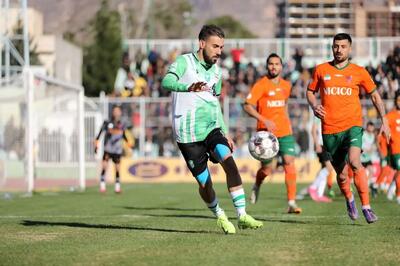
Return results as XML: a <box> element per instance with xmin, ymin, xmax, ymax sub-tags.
<box><xmin>226</xmin><ymin>135</ymin><xmax>236</xmax><ymax>152</ymax></box>
<box><xmin>315</xmin><ymin>144</ymin><xmax>322</xmax><ymax>153</ymax></box>
<box><xmin>262</xmin><ymin>118</ymin><xmax>276</xmax><ymax>132</ymax></box>
<box><xmin>188</xmin><ymin>82</ymin><xmax>208</xmax><ymax>92</ymax></box>
<box><xmin>380</xmin><ymin>117</ymin><xmax>391</xmax><ymax>144</ymax></box>
<box><xmin>312</xmin><ymin>104</ymin><xmax>326</xmax><ymax>119</ymax></box>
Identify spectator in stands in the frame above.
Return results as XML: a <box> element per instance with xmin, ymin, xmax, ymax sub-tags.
<box><xmin>231</xmin><ymin>45</ymin><xmax>245</xmax><ymax>76</ymax></box>
<box><xmin>292</xmin><ymin>48</ymin><xmax>303</xmax><ymax>73</ymax></box>
<box><xmin>113</xmin><ymin>52</ymin><xmax>134</xmax><ymax>97</ymax></box>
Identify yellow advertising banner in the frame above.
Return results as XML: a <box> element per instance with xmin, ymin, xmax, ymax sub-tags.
<box><xmin>114</xmin><ymin>158</ymin><xmax>323</xmax><ymax>183</ymax></box>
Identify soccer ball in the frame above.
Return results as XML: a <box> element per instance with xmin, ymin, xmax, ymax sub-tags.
<box><xmin>248</xmin><ymin>131</ymin><xmax>279</xmax><ymax>161</ymax></box>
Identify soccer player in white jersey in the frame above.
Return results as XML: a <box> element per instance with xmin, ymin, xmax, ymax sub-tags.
<box><xmin>161</xmin><ymin>25</ymin><xmax>263</xmax><ymax>234</ymax></box>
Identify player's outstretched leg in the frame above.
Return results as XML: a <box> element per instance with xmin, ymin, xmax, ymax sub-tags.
<box><xmin>218</xmin><ymin>147</ymin><xmax>263</xmax><ymax>230</ymax></box>
<box><xmin>283</xmin><ymin>156</ymin><xmax>302</xmax><ymax>214</ymax></box>
<box><xmin>349</xmin><ymin>148</ymin><xmax>378</xmax><ymax>223</ymax></box>
<box><xmin>251</xmin><ymin>165</ymin><xmax>271</xmax><ymax>204</ymax></box>
<box><xmin>337</xmin><ymin>165</ymin><xmax>358</xmax><ymax>220</ymax></box>
<box><xmin>197</xmin><ymin>169</ymin><xmax>235</xmax><ymax>234</ymax></box>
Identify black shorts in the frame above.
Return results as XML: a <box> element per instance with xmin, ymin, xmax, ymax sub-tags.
<box><xmin>103</xmin><ymin>152</ymin><xmax>121</xmax><ymax>164</ymax></box>
<box><xmin>177</xmin><ymin>128</ymin><xmax>231</xmax><ymax>177</ymax></box>
<box><xmin>317</xmin><ymin>146</ymin><xmax>332</xmax><ymax>165</ymax></box>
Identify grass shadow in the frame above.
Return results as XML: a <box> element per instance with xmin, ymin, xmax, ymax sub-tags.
<box><xmin>257</xmin><ymin>217</ymin><xmax>364</xmax><ymax>226</ymax></box>
<box><xmin>21</xmin><ymin>220</ymin><xmax>218</xmax><ymax>234</ymax></box>
<box><xmin>122</xmin><ymin>206</ymin><xmax>204</xmax><ymax>212</ymax></box>
<box><xmin>145</xmin><ymin>213</ymin><xmax>215</xmax><ymax>220</ymax></box>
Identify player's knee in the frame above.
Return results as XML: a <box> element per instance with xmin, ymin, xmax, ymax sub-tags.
<box><xmin>196</xmin><ymin>168</ymin><xmax>210</xmax><ymax>188</ymax></box>
<box><xmin>213</xmin><ymin>144</ymin><xmax>232</xmax><ymax>162</ymax></box>
<box><xmin>337</xmin><ymin>173</ymin><xmax>347</xmax><ymax>183</ymax></box>
<box><xmin>348</xmin><ymin>160</ymin><xmax>362</xmax><ymax>172</ymax></box>
<box><xmin>284</xmin><ymin>164</ymin><xmax>296</xmax><ymax>174</ymax></box>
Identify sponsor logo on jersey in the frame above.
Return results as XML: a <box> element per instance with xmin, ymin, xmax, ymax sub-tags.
<box><xmin>323</xmin><ymin>87</ymin><xmax>352</xmax><ymax>96</ymax></box>
<box><xmin>334</xmin><ymin>74</ymin><xmax>343</xmax><ymax>77</ymax></box>
<box><xmin>324</xmin><ymin>74</ymin><xmax>331</xmax><ymax>80</ymax></box>
<box><xmin>346</xmin><ymin>75</ymin><xmax>353</xmax><ymax>84</ymax></box>
<box><xmin>267</xmin><ymin>100</ymin><xmax>285</xmax><ymax>107</ymax></box>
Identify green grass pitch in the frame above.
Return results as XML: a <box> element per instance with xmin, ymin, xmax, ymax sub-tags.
<box><xmin>0</xmin><ymin>183</ymin><xmax>399</xmax><ymax>265</ymax></box>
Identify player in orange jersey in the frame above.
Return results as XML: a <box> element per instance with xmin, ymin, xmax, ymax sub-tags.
<box><xmin>243</xmin><ymin>53</ymin><xmax>301</xmax><ymax>214</ymax></box>
<box><xmin>385</xmin><ymin>91</ymin><xmax>400</xmax><ymax>204</ymax></box>
<box><xmin>372</xmin><ymin>131</ymin><xmax>394</xmax><ymax>195</ymax></box>
<box><xmin>306</xmin><ymin>33</ymin><xmax>391</xmax><ymax>223</ymax></box>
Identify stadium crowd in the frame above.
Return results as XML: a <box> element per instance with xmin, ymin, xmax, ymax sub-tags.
<box><xmin>107</xmin><ymin>45</ymin><xmax>400</xmax><ymax>159</ymax></box>
<box><xmin>113</xmin><ymin>45</ymin><xmax>400</xmax><ymax>100</ymax></box>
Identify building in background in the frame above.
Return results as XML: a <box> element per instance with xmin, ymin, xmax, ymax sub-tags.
<box><xmin>277</xmin><ymin>0</ymin><xmax>400</xmax><ymax>38</ymax></box>
<box><xmin>0</xmin><ymin>6</ymin><xmax>82</xmax><ymax>84</ymax></box>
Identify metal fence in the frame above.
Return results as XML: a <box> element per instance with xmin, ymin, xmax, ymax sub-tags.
<box><xmin>86</xmin><ymin>96</ymin><xmax>393</xmax><ymax>162</ymax></box>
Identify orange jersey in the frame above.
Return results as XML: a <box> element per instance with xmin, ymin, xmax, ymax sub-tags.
<box><xmin>386</xmin><ymin>109</ymin><xmax>400</xmax><ymax>154</ymax></box>
<box><xmin>377</xmin><ymin>133</ymin><xmax>388</xmax><ymax>157</ymax></box>
<box><xmin>246</xmin><ymin>76</ymin><xmax>292</xmax><ymax>137</ymax></box>
<box><xmin>308</xmin><ymin>62</ymin><xmax>376</xmax><ymax>134</ymax></box>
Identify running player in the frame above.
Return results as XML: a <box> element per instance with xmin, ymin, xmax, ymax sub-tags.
<box><xmin>306</xmin><ymin>33</ymin><xmax>391</xmax><ymax>223</ymax></box>
<box><xmin>161</xmin><ymin>24</ymin><xmax>263</xmax><ymax>234</ymax></box>
<box><xmin>95</xmin><ymin>105</ymin><xmax>132</xmax><ymax>193</ymax></box>
<box><xmin>243</xmin><ymin>53</ymin><xmax>302</xmax><ymax>214</ymax></box>
<box><xmin>385</xmin><ymin>91</ymin><xmax>400</xmax><ymax>204</ymax></box>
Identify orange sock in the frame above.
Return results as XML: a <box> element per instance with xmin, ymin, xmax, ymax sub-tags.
<box><xmin>284</xmin><ymin>164</ymin><xmax>297</xmax><ymax>201</ymax></box>
<box><xmin>337</xmin><ymin>174</ymin><xmax>353</xmax><ymax>200</ymax></box>
<box><xmin>385</xmin><ymin>168</ymin><xmax>395</xmax><ymax>187</ymax></box>
<box><xmin>327</xmin><ymin>170</ymin><xmax>334</xmax><ymax>189</ymax></box>
<box><xmin>353</xmin><ymin>167</ymin><xmax>370</xmax><ymax>206</ymax></box>
<box><xmin>395</xmin><ymin>171</ymin><xmax>400</xmax><ymax>198</ymax></box>
<box><xmin>377</xmin><ymin>165</ymin><xmax>391</xmax><ymax>185</ymax></box>
<box><xmin>347</xmin><ymin>165</ymin><xmax>354</xmax><ymax>179</ymax></box>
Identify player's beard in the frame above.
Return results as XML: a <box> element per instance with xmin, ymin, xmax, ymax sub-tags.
<box><xmin>334</xmin><ymin>53</ymin><xmax>348</xmax><ymax>63</ymax></box>
<box><xmin>203</xmin><ymin>49</ymin><xmax>218</xmax><ymax>65</ymax></box>
<box><xmin>268</xmin><ymin>70</ymin><xmax>279</xmax><ymax>79</ymax></box>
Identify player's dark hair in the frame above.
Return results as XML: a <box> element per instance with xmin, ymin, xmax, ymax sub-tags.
<box><xmin>333</xmin><ymin>33</ymin><xmax>352</xmax><ymax>45</ymax></box>
<box><xmin>198</xmin><ymin>24</ymin><xmax>225</xmax><ymax>41</ymax></box>
<box><xmin>266</xmin><ymin>53</ymin><xmax>282</xmax><ymax>65</ymax></box>
<box><xmin>112</xmin><ymin>104</ymin><xmax>122</xmax><ymax>111</ymax></box>
<box><xmin>366</xmin><ymin>121</ymin><xmax>375</xmax><ymax>127</ymax></box>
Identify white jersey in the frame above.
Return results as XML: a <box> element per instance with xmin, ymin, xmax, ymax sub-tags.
<box><xmin>166</xmin><ymin>53</ymin><xmax>226</xmax><ymax>143</ymax></box>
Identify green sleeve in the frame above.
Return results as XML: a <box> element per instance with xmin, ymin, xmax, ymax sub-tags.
<box><xmin>217</xmin><ymin>106</ymin><xmax>228</xmax><ymax>135</ymax></box>
<box><xmin>161</xmin><ymin>56</ymin><xmax>190</xmax><ymax>92</ymax></box>
<box><xmin>214</xmin><ymin>76</ymin><xmax>222</xmax><ymax>96</ymax></box>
